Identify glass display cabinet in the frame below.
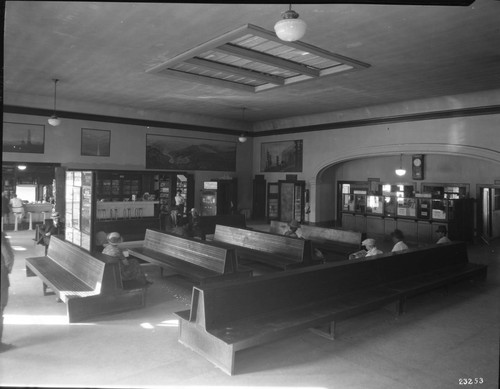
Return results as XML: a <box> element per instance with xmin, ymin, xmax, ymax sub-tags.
<box><xmin>366</xmin><ymin>195</ymin><xmax>384</xmax><ymax>215</ymax></box>
<box><xmin>339</xmin><ymin>180</ymin><xmax>473</xmax><ymax>243</ymax></box>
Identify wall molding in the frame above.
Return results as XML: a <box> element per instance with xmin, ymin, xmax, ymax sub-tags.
<box><xmin>4</xmin><ymin>104</ymin><xmax>500</xmax><ymax>138</ymax></box>
<box><xmin>254</xmin><ymin>104</ymin><xmax>500</xmax><ymax>136</ymax></box>
<box><xmin>2</xmin><ymin>105</ymin><xmax>241</xmax><ymax>136</ymax></box>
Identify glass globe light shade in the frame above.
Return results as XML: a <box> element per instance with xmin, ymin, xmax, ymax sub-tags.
<box><xmin>238</xmin><ymin>134</ymin><xmax>248</xmax><ymax>143</ymax></box>
<box><xmin>274</xmin><ymin>11</ymin><xmax>307</xmax><ymax>42</ymax></box>
<box><xmin>395</xmin><ymin>168</ymin><xmax>407</xmax><ymax>176</ymax></box>
<box><xmin>48</xmin><ymin>115</ymin><xmax>61</xmax><ymax>126</ymax></box>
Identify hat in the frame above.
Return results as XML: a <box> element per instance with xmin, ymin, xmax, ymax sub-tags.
<box><xmin>289</xmin><ymin>219</ymin><xmax>300</xmax><ymax>228</ymax></box>
<box><xmin>391</xmin><ymin>229</ymin><xmax>404</xmax><ymax>240</ymax></box>
<box><xmin>436</xmin><ymin>225</ymin><xmax>447</xmax><ymax>234</ymax></box>
<box><xmin>362</xmin><ymin>238</ymin><xmax>376</xmax><ymax>247</ymax></box>
<box><xmin>107</xmin><ymin>232</ymin><xmax>123</xmax><ymax>245</ymax></box>
<box><xmin>51</xmin><ymin>211</ymin><xmax>60</xmax><ymax>218</ymax></box>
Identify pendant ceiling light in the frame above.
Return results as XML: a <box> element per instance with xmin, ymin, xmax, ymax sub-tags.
<box><xmin>238</xmin><ymin>107</ymin><xmax>248</xmax><ymax>143</ymax></box>
<box><xmin>274</xmin><ymin>4</ymin><xmax>307</xmax><ymax>42</ymax></box>
<box><xmin>48</xmin><ymin>78</ymin><xmax>61</xmax><ymax>127</ymax></box>
<box><xmin>395</xmin><ymin>154</ymin><xmax>407</xmax><ymax>176</ymax></box>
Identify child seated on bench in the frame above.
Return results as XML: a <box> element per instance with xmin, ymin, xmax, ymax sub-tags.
<box><xmin>102</xmin><ymin>232</ymin><xmax>152</xmax><ymax>287</ymax></box>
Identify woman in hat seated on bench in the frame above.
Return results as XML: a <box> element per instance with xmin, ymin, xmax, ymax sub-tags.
<box><xmin>37</xmin><ymin>212</ymin><xmax>64</xmax><ymax>255</ymax></box>
<box><xmin>102</xmin><ymin>232</ymin><xmax>152</xmax><ymax>287</ymax></box>
<box><xmin>349</xmin><ymin>238</ymin><xmax>383</xmax><ymax>259</ymax></box>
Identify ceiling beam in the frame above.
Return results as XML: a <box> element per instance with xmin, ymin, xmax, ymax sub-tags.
<box><xmin>217</xmin><ymin>44</ymin><xmax>321</xmax><ymax>78</ymax></box>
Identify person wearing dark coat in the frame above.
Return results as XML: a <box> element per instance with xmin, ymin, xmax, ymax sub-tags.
<box><xmin>37</xmin><ymin>211</ymin><xmax>64</xmax><ymax>254</ymax></box>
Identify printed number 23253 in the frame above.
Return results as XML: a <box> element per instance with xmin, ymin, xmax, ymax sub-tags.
<box><xmin>459</xmin><ymin>378</ymin><xmax>484</xmax><ymax>385</ymax></box>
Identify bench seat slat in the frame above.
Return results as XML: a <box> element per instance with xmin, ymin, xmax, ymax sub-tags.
<box><xmin>26</xmin><ymin>257</ymin><xmax>97</xmax><ymax>296</ymax></box>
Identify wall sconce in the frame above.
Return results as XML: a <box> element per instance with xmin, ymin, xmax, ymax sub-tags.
<box><xmin>274</xmin><ymin>4</ymin><xmax>307</xmax><ymax>42</ymax></box>
<box><xmin>395</xmin><ymin>154</ymin><xmax>406</xmax><ymax>176</ymax></box>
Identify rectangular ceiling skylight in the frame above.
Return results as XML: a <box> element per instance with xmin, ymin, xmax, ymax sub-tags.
<box><xmin>147</xmin><ymin>24</ymin><xmax>370</xmax><ymax>93</ymax></box>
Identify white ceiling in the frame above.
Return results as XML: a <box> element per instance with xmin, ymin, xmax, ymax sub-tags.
<box><xmin>3</xmin><ymin>1</ymin><xmax>500</xmax><ymax>127</ymax></box>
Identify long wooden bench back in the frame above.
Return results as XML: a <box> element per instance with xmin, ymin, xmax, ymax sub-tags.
<box><xmin>270</xmin><ymin>220</ymin><xmax>362</xmax><ymax>246</ymax></box>
<box><xmin>143</xmin><ymin>229</ymin><xmax>236</xmax><ymax>274</ymax></box>
<box><xmin>188</xmin><ymin>241</ymin><xmax>472</xmax><ymax>331</ymax></box>
<box><xmin>47</xmin><ymin>237</ymin><xmax>106</xmax><ymax>291</ymax></box>
<box><xmin>189</xmin><ymin>258</ymin><xmax>381</xmax><ymax>330</ymax></box>
<box><xmin>373</xmin><ymin>241</ymin><xmax>469</xmax><ymax>283</ymax></box>
<box><xmin>213</xmin><ymin>224</ymin><xmax>310</xmax><ymax>263</ymax></box>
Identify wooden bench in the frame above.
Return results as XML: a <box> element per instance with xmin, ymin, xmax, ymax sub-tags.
<box><xmin>25</xmin><ymin>237</ymin><xmax>146</xmax><ymax>323</ymax></box>
<box><xmin>174</xmin><ymin>241</ymin><xmax>486</xmax><ymax>375</ymax></box>
<box><xmin>213</xmin><ymin>224</ymin><xmax>314</xmax><ymax>270</ymax></box>
<box><xmin>270</xmin><ymin>220</ymin><xmax>361</xmax><ymax>260</ymax></box>
<box><xmin>127</xmin><ymin>229</ymin><xmax>252</xmax><ymax>284</ymax></box>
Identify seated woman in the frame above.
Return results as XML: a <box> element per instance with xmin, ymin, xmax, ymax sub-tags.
<box><xmin>37</xmin><ymin>211</ymin><xmax>64</xmax><ymax>255</ymax></box>
<box><xmin>102</xmin><ymin>232</ymin><xmax>152</xmax><ymax>287</ymax></box>
<box><xmin>362</xmin><ymin>238</ymin><xmax>383</xmax><ymax>257</ymax></box>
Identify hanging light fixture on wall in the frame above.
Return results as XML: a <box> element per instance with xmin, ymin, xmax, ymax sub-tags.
<box><xmin>395</xmin><ymin>154</ymin><xmax>406</xmax><ymax>176</ymax></box>
<box><xmin>48</xmin><ymin>78</ymin><xmax>61</xmax><ymax>126</ymax></box>
<box><xmin>274</xmin><ymin>4</ymin><xmax>307</xmax><ymax>42</ymax></box>
<box><xmin>238</xmin><ymin>107</ymin><xmax>248</xmax><ymax>143</ymax></box>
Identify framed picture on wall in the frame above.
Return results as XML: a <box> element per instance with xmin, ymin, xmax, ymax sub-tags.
<box><xmin>260</xmin><ymin>140</ymin><xmax>303</xmax><ymax>172</ymax></box>
<box><xmin>81</xmin><ymin>128</ymin><xmax>111</xmax><ymax>157</ymax></box>
<box><xmin>2</xmin><ymin>122</ymin><xmax>45</xmax><ymax>153</ymax></box>
<box><xmin>146</xmin><ymin>134</ymin><xmax>237</xmax><ymax>171</ymax></box>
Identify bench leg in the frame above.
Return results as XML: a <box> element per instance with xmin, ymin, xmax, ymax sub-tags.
<box><xmin>177</xmin><ymin>318</ymin><xmax>235</xmax><ymax>375</ymax></box>
<box><xmin>309</xmin><ymin>321</ymin><xmax>336</xmax><ymax>340</ymax></box>
<box><xmin>43</xmin><ymin>282</ymin><xmax>55</xmax><ymax>296</ymax></box>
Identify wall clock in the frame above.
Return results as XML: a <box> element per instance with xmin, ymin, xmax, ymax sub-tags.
<box><xmin>412</xmin><ymin>155</ymin><xmax>424</xmax><ymax>180</ymax></box>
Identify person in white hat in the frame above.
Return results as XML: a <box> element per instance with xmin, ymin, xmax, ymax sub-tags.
<box><xmin>362</xmin><ymin>238</ymin><xmax>383</xmax><ymax>257</ymax></box>
<box><xmin>37</xmin><ymin>211</ymin><xmax>64</xmax><ymax>255</ymax></box>
<box><xmin>102</xmin><ymin>232</ymin><xmax>151</xmax><ymax>287</ymax></box>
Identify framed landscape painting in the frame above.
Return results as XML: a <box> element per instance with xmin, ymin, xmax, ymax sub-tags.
<box><xmin>3</xmin><ymin>122</ymin><xmax>45</xmax><ymax>153</ymax></box>
<box><xmin>81</xmin><ymin>128</ymin><xmax>111</xmax><ymax>157</ymax></box>
<box><xmin>260</xmin><ymin>140</ymin><xmax>303</xmax><ymax>172</ymax></box>
<box><xmin>146</xmin><ymin>134</ymin><xmax>236</xmax><ymax>171</ymax></box>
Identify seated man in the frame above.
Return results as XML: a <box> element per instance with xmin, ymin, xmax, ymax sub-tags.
<box><xmin>435</xmin><ymin>225</ymin><xmax>451</xmax><ymax>244</ymax></box>
<box><xmin>37</xmin><ymin>212</ymin><xmax>64</xmax><ymax>255</ymax></box>
<box><xmin>391</xmin><ymin>229</ymin><xmax>409</xmax><ymax>252</ymax></box>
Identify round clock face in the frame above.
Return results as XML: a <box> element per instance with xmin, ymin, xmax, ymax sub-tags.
<box><xmin>413</xmin><ymin>158</ymin><xmax>422</xmax><ymax>167</ymax></box>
